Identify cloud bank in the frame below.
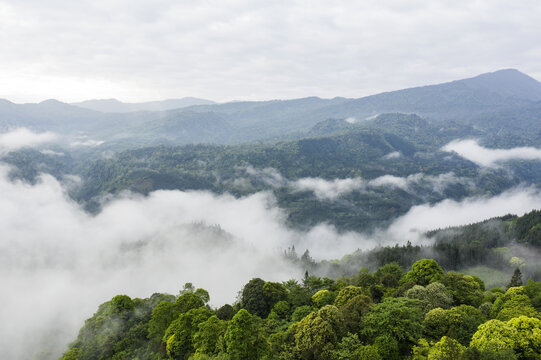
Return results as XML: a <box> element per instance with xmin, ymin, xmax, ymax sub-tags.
<box><xmin>0</xmin><ymin>164</ymin><xmax>371</xmax><ymax>360</ymax></box>
<box><xmin>291</xmin><ymin>172</ymin><xmax>471</xmax><ymax>200</ymax></box>
<box><xmin>386</xmin><ymin>186</ymin><xmax>541</xmax><ymax>242</ymax></box>
<box><xmin>443</xmin><ymin>139</ymin><xmax>541</xmax><ymax>167</ymax></box>
<box><xmin>0</xmin><ymin>128</ymin><xmax>57</xmax><ymax>153</ymax></box>
<box><xmin>1</xmin><ymin>157</ymin><xmax>540</xmax><ymax>359</ymax></box>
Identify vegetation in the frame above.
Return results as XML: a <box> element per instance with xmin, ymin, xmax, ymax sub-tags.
<box><xmin>60</xmin><ymin>258</ymin><xmax>541</xmax><ymax>359</ymax></box>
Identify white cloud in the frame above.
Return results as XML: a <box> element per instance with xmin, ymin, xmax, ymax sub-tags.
<box><xmin>70</xmin><ymin>139</ymin><xmax>104</xmax><ymax>147</ymax></box>
<box><xmin>383</xmin><ymin>151</ymin><xmax>401</xmax><ymax>159</ymax></box>
<box><xmin>0</xmin><ymin>1</ymin><xmax>540</xmax><ymax>102</ymax></box>
<box><xmin>292</xmin><ymin>177</ymin><xmax>365</xmax><ymax>200</ymax></box>
<box><xmin>0</xmin><ymin>164</ymin><xmax>370</xmax><ymax>359</ymax></box>
<box><xmin>0</xmin><ymin>128</ymin><xmax>58</xmax><ymax>153</ymax></box>
<box><xmin>443</xmin><ymin>139</ymin><xmax>541</xmax><ymax>167</ymax></box>
<box><xmin>386</xmin><ymin>186</ymin><xmax>541</xmax><ymax>242</ymax></box>
<box><xmin>291</xmin><ymin>171</ymin><xmax>469</xmax><ymax>199</ymax></box>
<box><xmin>368</xmin><ymin>174</ymin><xmax>409</xmax><ymax>190</ymax></box>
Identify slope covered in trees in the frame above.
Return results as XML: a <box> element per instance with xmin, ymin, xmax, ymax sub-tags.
<box><xmin>59</xmin><ymin>258</ymin><xmax>541</xmax><ymax>360</ymax></box>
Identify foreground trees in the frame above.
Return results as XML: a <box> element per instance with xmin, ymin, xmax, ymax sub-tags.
<box><xmin>60</xmin><ymin>259</ymin><xmax>541</xmax><ymax>360</ymax></box>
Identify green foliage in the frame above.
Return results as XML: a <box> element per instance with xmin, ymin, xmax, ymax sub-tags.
<box><xmin>361</xmin><ymin>297</ymin><xmax>423</xmax><ymax>356</ymax></box>
<box><xmin>334</xmin><ymin>286</ymin><xmax>366</xmax><ymax>308</ymax></box>
<box><xmin>175</xmin><ymin>293</ymin><xmax>205</xmax><ymax>314</ymax></box>
<box><xmin>224</xmin><ymin>309</ymin><xmax>268</xmax><ymax>360</ymax></box>
<box><xmin>405</xmin><ymin>282</ymin><xmax>453</xmax><ymax>314</ymax></box>
<box><xmin>509</xmin><ymin>268</ymin><xmax>524</xmax><ymax>288</ymax></box>
<box><xmin>291</xmin><ymin>305</ymin><xmax>314</xmax><ymax>323</ymax></box>
<box><xmin>441</xmin><ymin>272</ymin><xmax>483</xmax><ymax>307</ymax></box>
<box><xmin>428</xmin><ymin>336</ymin><xmax>465</xmax><ymax>359</ymax></box>
<box><xmin>471</xmin><ymin>316</ymin><xmax>541</xmax><ymax>358</ymax></box>
<box><xmin>294</xmin><ymin>305</ymin><xmax>345</xmax><ymax>359</ymax></box>
<box><xmin>60</xmin><ymin>258</ymin><xmax>541</xmax><ymax>360</ymax></box>
<box><xmin>312</xmin><ymin>290</ymin><xmax>335</xmax><ymax>308</ymax></box>
<box><xmin>406</xmin><ymin>259</ymin><xmax>444</xmax><ymax>286</ymax></box>
<box><xmin>262</xmin><ymin>281</ymin><xmax>288</xmax><ymax>309</ymax></box>
<box><xmin>241</xmin><ymin>278</ymin><xmax>270</xmax><ymax>318</ymax></box>
<box><xmin>164</xmin><ymin>307</ymin><xmax>212</xmax><ymax>359</ymax></box>
<box><xmin>193</xmin><ymin>315</ymin><xmax>227</xmax><ymax>357</ymax></box>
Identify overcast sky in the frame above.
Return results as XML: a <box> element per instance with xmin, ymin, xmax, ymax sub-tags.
<box><xmin>0</xmin><ymin>0</ymin><xmax>540</xmax><ymax>103</ymax></box>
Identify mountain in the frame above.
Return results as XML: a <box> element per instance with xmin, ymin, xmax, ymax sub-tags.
<box><xmin>71</xmin><ymin>97</ymin><xmax>215</xmax><ymax>113</ymax></box>
<box><xmin>1</xmin><ymin>69</ymin><xmax>540</xmax><ymax>148</ymax></box>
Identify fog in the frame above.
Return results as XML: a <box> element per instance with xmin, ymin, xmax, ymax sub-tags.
<box><xmin>0</xmin><ymin>127</ymin><xmax>57</xmax><ymax>153</ymax></box>
<box><xmin>0</xmin><ymin>163</ymin><xmax>372</xmax><ymax>359</ymax></box>
<box><xmin>443</xmin><ymin>139</ymin><xmax>541</xmax><ymax>167</ymax></box>
<box><xmin>291</xmin><ymin>172</ymin><xmax>470</xmax><ymax>200</ymax></box>
<box><xmin>386</xmin><ymin>186</ymin><xmax>541</xmax><ymax>242</ymax></box>
<box><xmin>2</xmin><ymin>131</ymin><xmax>541</xmax><ymax>359</ymax></box>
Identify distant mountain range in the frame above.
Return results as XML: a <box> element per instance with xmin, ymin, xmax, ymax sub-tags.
<box><xmin>71</xmin><ymin>97</ymin><xmax>216</xmax><ymax>113</ymax></box>
<box><xmin>1</xmin><ymin>69</ymin><xmax>540</xmax><ymax>148</ymax></box>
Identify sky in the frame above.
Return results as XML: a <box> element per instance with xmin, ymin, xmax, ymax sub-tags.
<box><xmin>0</xmin><ymin>0</ymin><xmax>540</xmax><ymax>103</ymax></box>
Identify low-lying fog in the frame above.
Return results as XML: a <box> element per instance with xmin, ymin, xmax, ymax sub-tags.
<box><xmin>2</xmin><ymin>130</ymin><xmax>541</xmax><ymax>359</ymax></box>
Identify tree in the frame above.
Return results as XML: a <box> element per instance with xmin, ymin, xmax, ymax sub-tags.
<box><xmin>334</xmin><ymin>286</ymin><xmax>366</xmax><ymax>307</ymax></box>
<box><xmin>405</xmin><ymin>259</ymin><xmax>444</xmax><ymax>286</ymax></box>
<box><xmin>361</xmin><ymin>297</ymin><xmax>423</xmax><ymax>356</ymax></box>
<box><xmin>164</xmin><ymin>307</ymin><xmax>212</xmax><ymax>359</ymax></box>
<box><xmin>294</xmin><ymin>305</ymin><xmax>345</xmax><ymax>360</ymax></box>
<box><xmin>441</xmin><ymin>272</ymin><xmax>483</xmax><ymax>307</ymax></box>
<box><xmin>148</xmin><ymin>301</ymin><xmax>180</xmax><ymax>346</ymax></box>
<box><xmin>405</xmin><ymin>282</ymin><xmax>453</xmax><ymax>314</ymax></box>
<box><xmin>339</xmin><ymin>295</ymin><xmax>373</xmax><ymax>334</ymax></box>
<box><xmin>471</xmin><ymin>316</ymin><xmax>541</xmax><ymax>358</ymax></box>
<box><xmin>193</xmin><ymin>315</ymin><xmax>226</xmax><ymax>357</ymax></box>
<box><xmin>427</xmin><ymin>336</ymin><xmax>465</xmax><ymax>360</ymax></box>
<box><xmin>224</xmin><ymin>309</ymin><xmax>269</xmax><ymax>360</ymax></box>
<box><xmin>175</xmin><ymin>293</ymin><xmax>205</xmax><ymax>313</ymax></box>
<box><xmin>262</xmin><ymin>281</ymin><xmax>288</xmax><ymax>309</ymax></box>
<box><xmin>241</xmin><ymin>278</ymin><xmax>269</xmax><ymax>317</ymax></box>
<box><xmin>508</xmin><ymin>268</ymin><xmax>523</xmax><ymax>288</ymax></box>
<box><xmin>216</xmin><ymin>304</ymin><xmax>236</xmax><ymax>320</ymax></box>
<box><xmin>312</xmin><ymin>290</ymin><xmax>335</xmax><ymax>308</ymax></box>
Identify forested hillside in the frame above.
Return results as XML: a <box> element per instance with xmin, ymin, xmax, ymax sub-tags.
<box><xmin>59</xmin><ymin>259</ymin><xmax>541</xmax><ymax>360</ymax></box>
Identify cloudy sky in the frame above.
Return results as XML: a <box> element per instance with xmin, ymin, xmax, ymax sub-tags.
<box><xmin>0</xmin><ymin>0</ymin><xmax>540</xmax><ymax>103</ymax></box>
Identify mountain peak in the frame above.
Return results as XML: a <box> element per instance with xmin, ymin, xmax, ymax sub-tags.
<box><xmin>458</xmin><ymin>69</ymin><xmax>541</xmax><ymax>101</ymax></box>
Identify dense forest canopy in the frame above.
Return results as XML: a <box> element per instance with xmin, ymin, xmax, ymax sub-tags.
<box><xmin>59</xmin><ymin>256</ymin><xmax>541</xmax><ymax>360</ymax></box>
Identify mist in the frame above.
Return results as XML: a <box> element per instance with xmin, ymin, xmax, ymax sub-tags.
<box><xmin>2</xmin><ymin>131</ymin><xmax>541</xmax><ymax>359</ymax></box>
<box><xmin>0</xmin><ymin>128</ymin><xmax>57</xmax><ymax>153</ymax></box>
<box><xmin>442</xmin><ymin>139</ymin><xmax>541</xmax><ymax>167</ymax></box>
<box><xmin>0</xmin><ymin>163</ymin><xmax>373</xmax><ymax>359</ymax></box>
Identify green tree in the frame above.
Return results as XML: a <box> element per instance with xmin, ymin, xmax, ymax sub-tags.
<box><xmin>339</xmin><ymin>295</ymin><xmax>373</xmax><ymax>334</ymax></box>
<box><xmin>334</xmin><ymin>286</ymin><xmax>366</xmax><ymax>307</ymax></box>
<box><xmin>263</xmin><ymin>281</ymin><xmax>288</xmax><ymax>309</ymax></box>
<box><xmin>312</xmin><ymin>290</ymin><xmax>335</xmax><ymax>308</ymax></box>
<box><xmin>294</xmin><ymin>305</ymin><xmax>345</xmax><ymax>359</ymax></box>
<box><xmin>241</xmin><ymin>278</ymin><xmax>269</xmax><ymax>317</ymax></box>
<box><xmin>441</xmin><ymin>272</ymin><xmax>483</xmax><ymax>307</ymax></box>
<box><xmin>148</xmin><ymin>301</ymin><xmax>180</xmax><ymax>346</ymax></box>
<box><xmin>224</xmin><ymin>309</ymin><xmax>269</xmax><ymax>360</ymax></box>
<box><xmin>427</xmin><ymin>336</ymin><xmax>465</xmax><ymax>359</ymax></box>
<box><xmin>175</xmin><ymin>293</ymin><xmax>205</xmax><ymax>313</ymax></box>
<box><xmin>164</xmin><ymin>307</ymin><xmax>212</xmax><ymax>359</ymax></box>
<box><xmin>405</xmin><ymin>259</ymin><xmax>444</xmax><ymax>286</ymax></box>
<box><xmin>361</xmin><ymin>297</ymin><xmax>423</xmax><ymax>356</ymax></box>
<box><xmin>405</xmin><ymin>282</ymin><xmax>453</xmax><ymax>314</ymax></box>
<box><xmin>508</xmin><ymin>268</ymin><xmax>523</xmax><ymax>288</ymax></box>
<box><xmin>216</xmin><ymin>304</ymin><xmax>236</xmax><ymax>320</ymax></box>
<box><xmin>193</xmin><ymin>315</ymin><xmax>227</xmax><ymax>357</ymax></box>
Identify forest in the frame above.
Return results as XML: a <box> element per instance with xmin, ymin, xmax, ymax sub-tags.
<box><xmin>58</xmin><ymin>210</ymin><xmax>541</xmax><ymax>359</ymax></box>
<box><xmin>59</xmin><ymin>260</ymin><xmax>541</xmax><ymax>360</ymax></box>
